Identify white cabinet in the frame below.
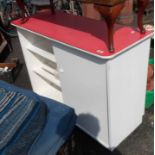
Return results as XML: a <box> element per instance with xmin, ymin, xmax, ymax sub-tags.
<box><xmin>13</xmin><ymin>11</ymin><xmax>153</xmax><ymax>150</ymax></box>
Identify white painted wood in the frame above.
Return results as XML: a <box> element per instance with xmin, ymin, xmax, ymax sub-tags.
<box><xmin>16</xmin><ymin>26</ymin><xmax>152</xmax><ymax>150</ymax></box>
<box><xmin>53</xmin><ymin>39</ymin><xmax>151</xmax><ymax>149</ymax></box>
<box><xmin>106</xmin><ymin>39</ymin><xmax>151</xmax><ymax>148</ymax></box>
<box><xmin>33</xmin><ymin>67</ymin><xmax>61</xmax><ymax>88</ymax></box>
<box><xmin>53</xmin><ymin>43</ymin><xmax>110</xmax><ymax>148</ymax></box>
<box><xmin>27</xmin><ymin>44</ymin><xmax>56</xmax><ymax>63</ymax></box>
<box><xmin>17</xmin><ymin>28</ymin><xmax>63</xmax><ymax>102</ymax></box>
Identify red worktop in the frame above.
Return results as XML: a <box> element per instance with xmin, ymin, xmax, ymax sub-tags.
<box><xmin>12</xmin><ymin>11</ymin><xmax>153</xmax><ymax>58</ymax></box>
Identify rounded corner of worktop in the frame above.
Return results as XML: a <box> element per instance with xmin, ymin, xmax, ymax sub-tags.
<box><xmin>11</xmin><ymin>23</ymin><xmax>19</xmax><ymax>29</ymax></box>
<box><xmin>11</xmin><ymin>23</ymin><xmax>15</xmax><ymax>27</ymax></box>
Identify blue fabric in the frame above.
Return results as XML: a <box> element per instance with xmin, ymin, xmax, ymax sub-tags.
<box><xmin>0</xmin><ymin>81</ymin><xmax>47</xmax><ymax>155</ymax></box>
<box><xmin>0</xmin><ymin>88</ymin><xmax>37</xmax><ymax>150</ymax></box>
<box><xmin>0</xmin><ymin>80</ymin><xmax>76</xmax><ymax>155</ymax></box>
<box><xmin>3</xmin><ymin>102</ymin><xmax>47</xmax><ymax>155</ymax></box>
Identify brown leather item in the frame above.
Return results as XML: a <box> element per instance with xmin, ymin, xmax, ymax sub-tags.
<box><xmin>15</xmin><ymin>0</ymin><xmax>150</xmax><ymax>52</ymax></box>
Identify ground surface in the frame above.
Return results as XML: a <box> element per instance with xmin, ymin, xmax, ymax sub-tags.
<box><xmin>1</xmin><ymin>36</ymin><xmax>154</xmax><ymax>155</ymax></box>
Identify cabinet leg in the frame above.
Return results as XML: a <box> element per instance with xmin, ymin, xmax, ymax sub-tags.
<box><xmin>137</xmin><ymin>0</ymin><xmax>149</xmax><ymax>33</ymax></box>
<box><xmin>94</xmin><ymin>3</ymin><xmax>124</xmax><ymax>52</ymax></box>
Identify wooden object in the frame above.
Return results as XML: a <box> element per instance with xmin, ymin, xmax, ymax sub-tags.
<box><xmin>49</xmin><ymin>0</ymin><xmax>55</xmax><ymax>14</ymax></box>
<box><xmin>81</xmin><ymin>3</ymin><xmax>101</xmax><ymax>20</ymax></box>
<box><xmin>0</xmin><ymin>33</ymin><xmax>7</xmax><ymax>54</ymax></box>
<box><xmin>31</xmin><ymin>0</ymin><xmax>55</xmax><ymax>14</ymax></box>
<box><xmin>81</xmin><ymin>0</ymin><xmax>126</xmax><ymax>52</ymax></box>
<box><xmin>94</xmin><ymin>1</ymin><xmax>125</xmax><ymax>51</ymax></box>
<box><xmin>137</xmin><ymin>0</ymin><xmax>150</xmax><ymax>33</ymax></box>
<box><xmin>0</xmin><ymin>62</ymin><xmax>16</xmax><ymax>83</ymax></box>
<box><xmin>0</xmin><ymin>63</ymin><xmax>17</xmax><ymax>68</ymax></box>
<box><xmin>117</xmin><ymin>0</ymin><xmax>134</xmax><ymax>25</ymax></box>
<box><xmin>0</xmin><ymin>58</ymin><xmax>20</xmax><ymax>83</ymax></box>
<box><xmin>16</xmin><ymin>0</ymin><xmax>29</xmax><ymax>23</ymax></box>
<box><xmin>16</xmin><ymin>0</ymin><xmax>55</xmax><ymax>23</ymax></box>
<box><xmin>80</xmin><ymin>0</ymin><xmax>150</xmax><ymax>51</ymax></box>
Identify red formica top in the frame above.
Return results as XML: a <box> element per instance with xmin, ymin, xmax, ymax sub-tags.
<box><xmin>12</xmin><ymin>11</ymin><xmax>153</xmax><ymax>59</ymax></box>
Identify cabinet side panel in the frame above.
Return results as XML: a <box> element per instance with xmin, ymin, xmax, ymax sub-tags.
<box><xmin>53</xmin><ymin>43</ymin><xmax>110</xmax><ymax>147</ymax></box>
<box><xmin>107</xmin><ymin>39</ymin><xmax>150</xmax><ymax>148</ymax></box>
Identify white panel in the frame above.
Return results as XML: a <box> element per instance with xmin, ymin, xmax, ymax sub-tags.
<box><xmin>53</xmin><ymin>43</ymin><xmax>110</xmax><ymax>148</ymax></box>
<box><xmin>16</xmin><ymin>27</ymin><xmax>152</xmax><ymax>150</ymax></box>
<box><xmin>17</xmin><ymin>29</ymin><xmax>63</xmax><ymax>102</ymax></box>
<box><xmin>27</xmin><ymin>44</ymin><xmax>56</xmax><ymax>63</ymax></box>
<box><xmin>107</xmin><ymin>39</ymin><xmax>151</xmax><ymax>148</ymax></box>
